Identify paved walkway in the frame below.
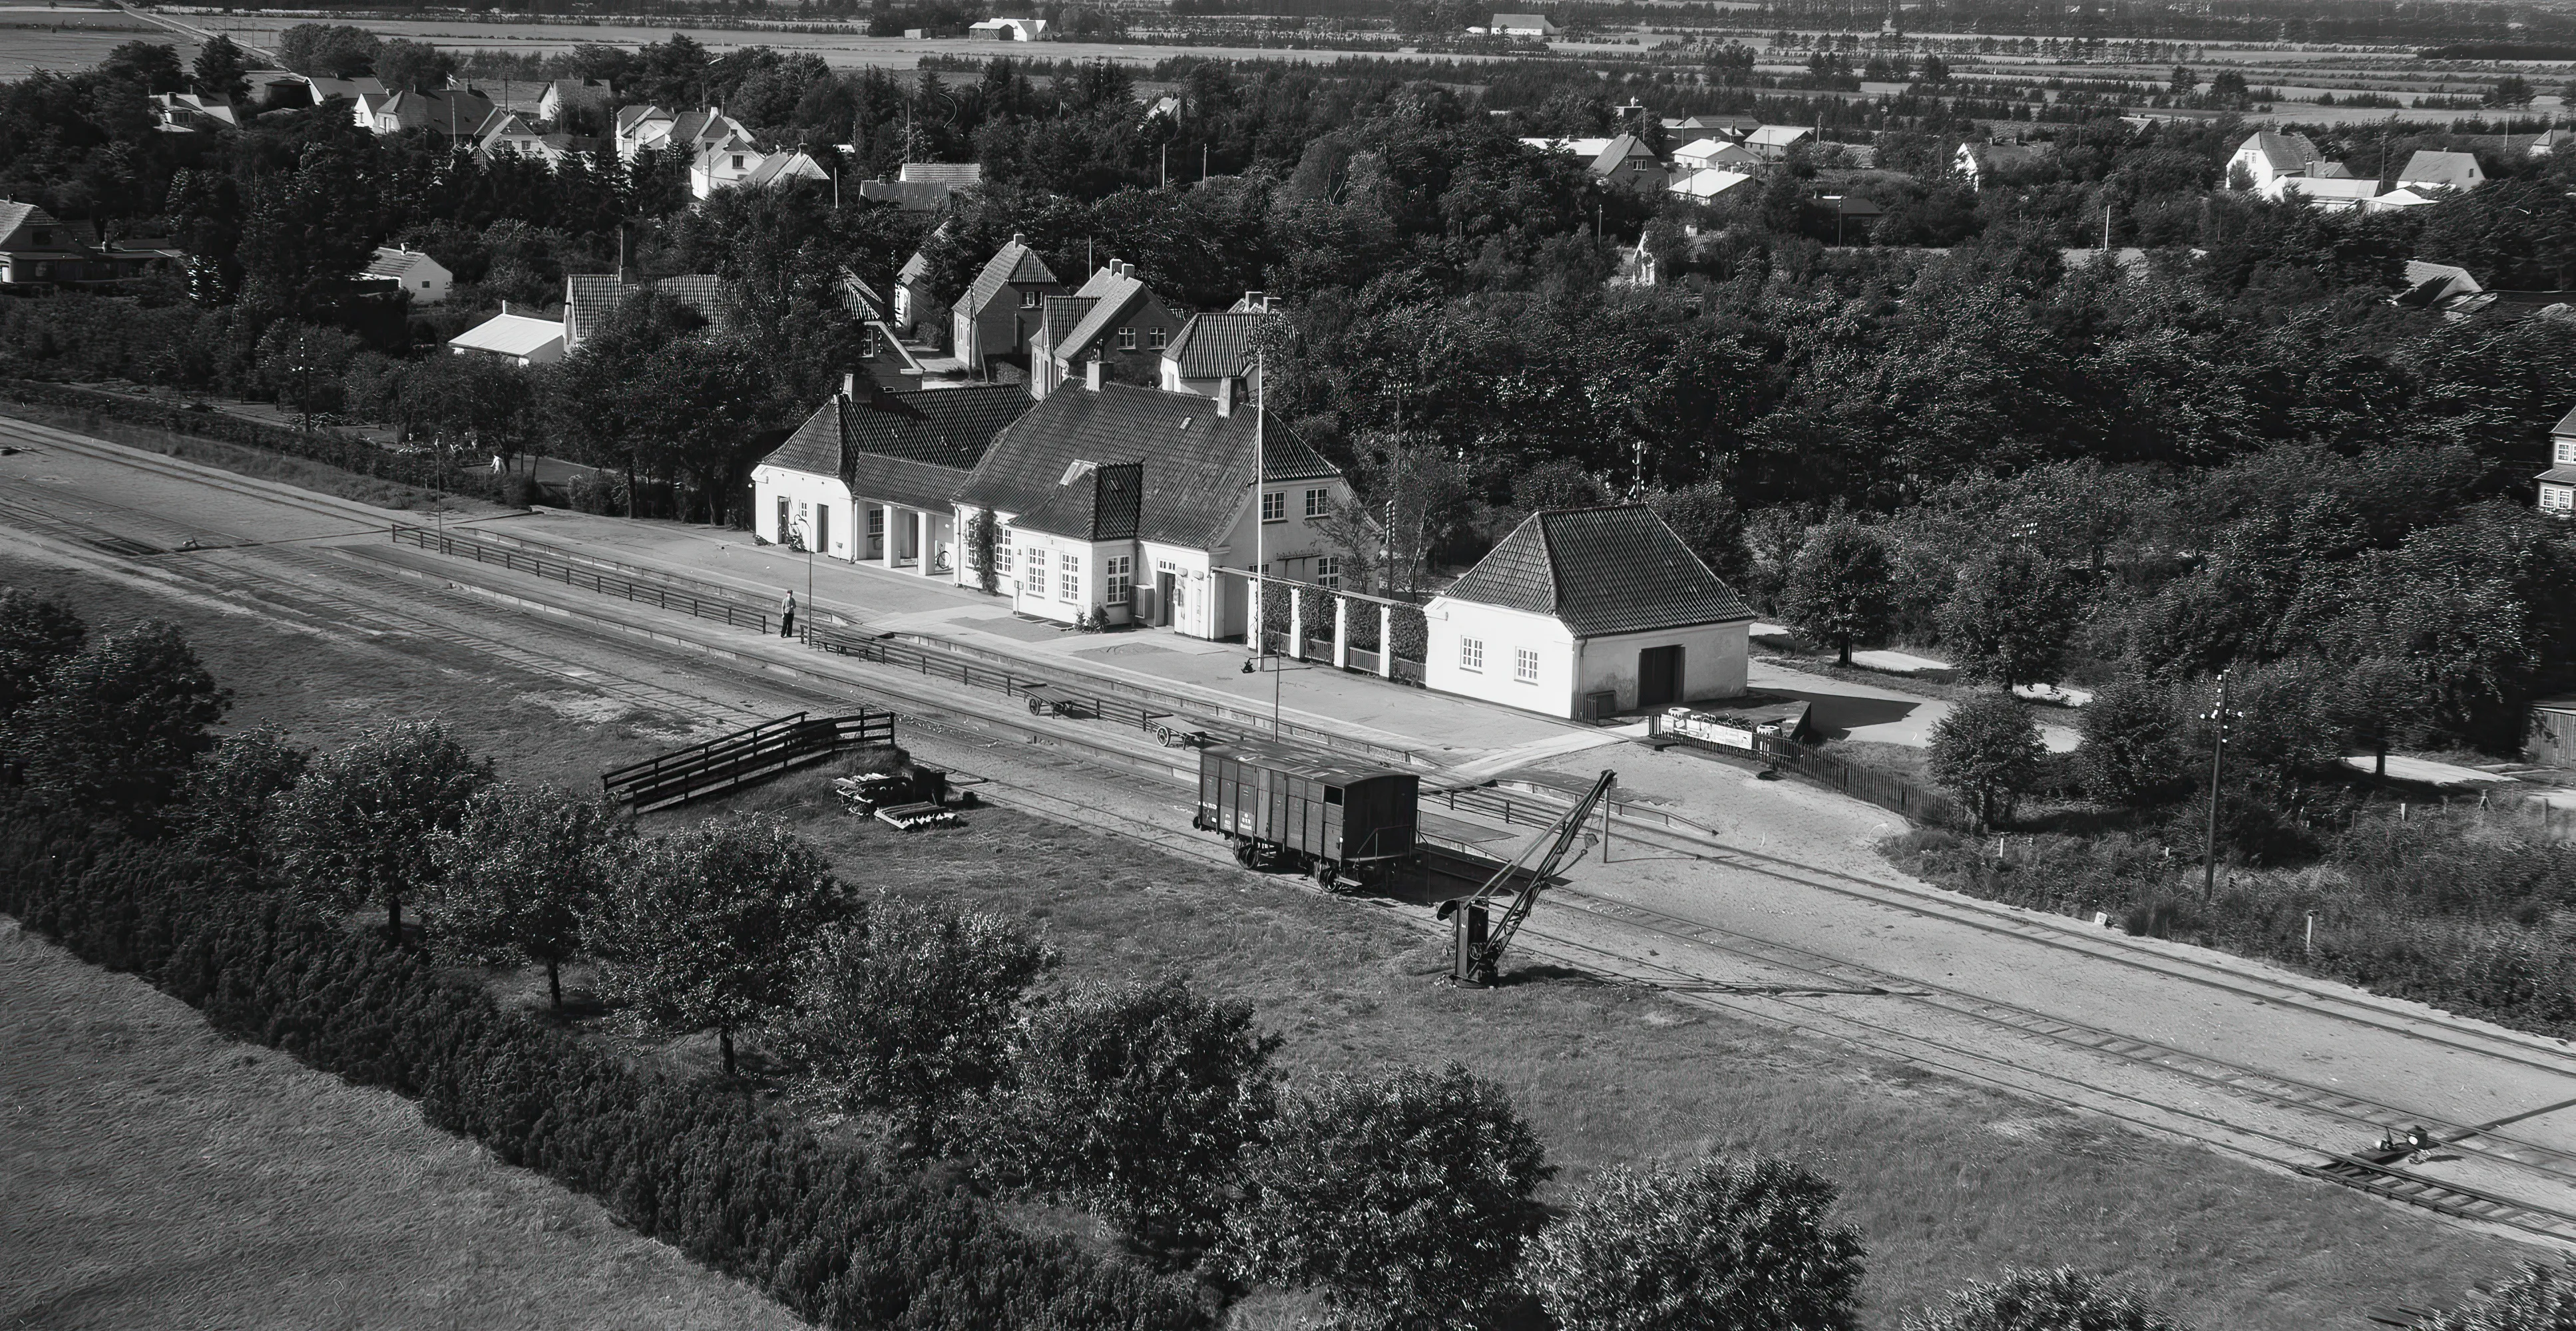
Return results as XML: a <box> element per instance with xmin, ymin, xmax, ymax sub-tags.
<box><xmin>493</xmin><ymin>508</ymin><xmax>1586</xmax><ymax>764</ymax></box>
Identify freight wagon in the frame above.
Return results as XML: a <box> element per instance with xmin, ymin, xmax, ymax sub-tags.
<box><xmin>1192</xmin><ymin>741</ymin><xmax>1420</xmax><ymax>890</ymax></box>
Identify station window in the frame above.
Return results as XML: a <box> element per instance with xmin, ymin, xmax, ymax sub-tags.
<box><xmin>1261</xmin><ymin>491</ymin><xmax>1285</xmax><ymax>522</ymax></box>
<box><xmin>999</xmin><ymin>543</ymin><xmax>1014</xmax><ymax>574</ymax></box>
<box><xmin>1316</xmin><ymin>555</ymin><xmax>1342</xmax><ymax>589</ymax></box>
<box><xmin>1460</xmin><ymin>636</ymin><xmax>1484</xmax><ymax>673</ymax></box>
<box><xmin>1515</xmin><ymin>648</ymin><xmax>1540</xmax><ymax>683</ymax></box>
<box><xmin>1060</xmin><ymin>553</ymin><xmax>1082</xmax><ymax>602</ymax></box>
<box><xmin>1024</xmin><ymin>548</ymin><xmax>1046</xmax><ymax>588</ymax></box>
<box><xmin>1105</xmin><ymin>555</ymin><xmax>1133</xmax><ymax>604</ymax></box>
<box><xmin>1022</xmin><ymin>289</ymin><xmax>1041</xmax><ymax>307</ymax></box>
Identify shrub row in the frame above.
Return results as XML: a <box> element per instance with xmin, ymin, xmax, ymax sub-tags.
<box><xmin>0</xmin><ymin>378</ymin><xmax>505</xmax><ymax>503</ymax></box>
<box><xmin>0</xmin><ymin>808</ymin><xmax>1203</xmax><ymax>1331</ymax></box>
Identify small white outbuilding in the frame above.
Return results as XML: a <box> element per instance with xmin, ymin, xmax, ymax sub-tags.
<box><xmin>1424</xmin><ymin>504</ymin><xmax>1755</xmax><ymax>721</ymax></box>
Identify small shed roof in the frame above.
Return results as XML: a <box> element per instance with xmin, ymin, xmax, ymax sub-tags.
<box><xmin>1438</xmin><ymin>504</ymin><xmax>1753</xmax><ymax>638</ymax></box>
<box><xmin>448</xmin><ymin>313</ymin><xmax>564</xmax><ymax>357</ymax></box>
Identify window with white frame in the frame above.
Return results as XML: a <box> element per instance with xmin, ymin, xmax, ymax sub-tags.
<box><xmin>1304</xmin><ymin>487</ymin><xmax>1329</xmax><ymax>518</ymax></box>
<box><xmin>2558</xmin><ymin>438</ymin><xmax>2576</xmax><ymax>465</ymax></box>
<box><xmin>1118</xmin><ymin>326</ymin><xmax>1137</xmax><ymax>350</ymax></box>
<box><xmin>1060</xmin><ymin>553</ymin><xmax>1082</xmax><ymax>602</ymax></box>
<box><xmin>1261</xmin><ymin>491</ymin><xmax>1285</xmax><ymax>522</ymax></box>
<box><xmin>999</xmin><ymin>541</ymin><xmax>1014</xmax><ymax>574</ymax></box>
<box><xmin>2548</xmin><ymin>485</ymin><xmax>2575</xmax><ymax>512</ymax></box>
<box><xmin>1105</xmin><ymin>555</ymin><xmax>1133</xmax><ymax>604</ymax></box>
<box><xmin>1460</xmin><ymin>637</ymin><xmax>1485</xmax><ymax>673</ymax></box>
<box><xmin>1023</xmin><ymin>548</ymin><xmax>1045</xmax><ymax>589</ymax></box>
<box><xmin>1148</xmin><ymin>327</ymin><xmax>1166</xmax><ymax>349</ymax></box>
<box><xmin>1020</xmin><ymin>289</ymin><xmax>1040</xmax><ymax>307</ymax></box>
<box><xmin>1315</xmin><ymin>556</ymin><xmax>1343</xmax><ymax>588</ymax></box>
<box><xmin>1514</xmin><ymin>648</ymin><xmax>1540</xmax><ymax>683</ymax></box>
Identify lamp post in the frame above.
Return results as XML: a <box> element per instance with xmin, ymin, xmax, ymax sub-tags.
<box><xmin>2202</xmin><ymin>669</ymin><xmax>2235</xmax><ymax>900</ymax></box>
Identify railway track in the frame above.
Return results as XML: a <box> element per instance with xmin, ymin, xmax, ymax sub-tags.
<box><xmin>9</xmin><ymin>425</ymin><xmax>2576</xmax><ymax>1250</ymax></box>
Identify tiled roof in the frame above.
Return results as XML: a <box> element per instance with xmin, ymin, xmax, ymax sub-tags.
<box><xmin>1060</xmin><ymin>267</ymin><xmax>1150</xmax><ymax>359</ymax></box>
<box><xmin>1438</xmin><ymin>505</ymin><xmax>1754</xmax><ymax>638</ymax></box>
<box><xmin>1038</xmin><ymin>295</ymin><xmax>1097</xmax><ymax>354</ymax></box>
<box><xmin>1016</xmin><ymin>461</ymin><xmax>1142</xmax><ymax>540</ymax></box>
<box><xmin>862</xmin><ymin>180</ymin><xmax>953</xmax><ymax>212</ymax></box>
<box><xmin>962</xmin><ymin>238</ymin><xmax>1058</xmax><ymax>316</ymax></box>
<box><xmin>563</xmin><ymin>273</ymin><xmax>725</xmax><ymax>348</ymax></box>
<box><xmin>763</xmin><ymin>385</ymin><xmax>1034</xmax><ymax>511</ymax></box>
<box><xmin>2240</xmin><ymin>130</ymin><xmax>2323</xmax><ymax>173</ymax></box>
<box><xmin>1586</xmin><ymin>134</ymin><xmax>1652</xmax><ymax>174</ymax></box>
<box><xmin>2400</xmin><ymin>150</ymin><xmax>2483</xmax><ymax>186</ymax></box>
<box><xmin>1164</xmin><ymin>311</ymin><xmax>1270</xmax><ymax>379</ymax></box>
<box><xmin>959</xmin><ymin>385</ymin><xmax>1338</xmax><ymax>549</ymax></box>
<box><xmin>899</xmin><ymin>161</ymin><xmax>983</xmax><ymax>186</ymax></box>
<box><xmin>2553</xmin><ymin>406</ymin><xmax>2576</xmax><ymax>437</ymax></box>
<box><xmin>363</xmin><ymin>246</ymin><xmax>437</xmax><ymax>280</ymax></box>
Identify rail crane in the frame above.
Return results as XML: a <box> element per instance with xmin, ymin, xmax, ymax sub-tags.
<box><xmin>1436</xmin><ymin>769</ymin><xmax>1615</xmax><ymax>987</ymax></box>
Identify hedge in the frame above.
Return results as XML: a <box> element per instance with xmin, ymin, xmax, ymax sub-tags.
<box><xmin>0</xmin><ymin>809</ymin><xmax>1203</xmax><ymax>1331</ymax></box>
<box><xmin>0</xmin><ymin>378</ymin><xmax>504</xmax><ymax>503</ymax></box>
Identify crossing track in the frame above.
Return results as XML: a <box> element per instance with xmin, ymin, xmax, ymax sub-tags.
<box><xmin>7</xmin><ymin>416</ymin><xmax>2576</xmax><ymax>1248</ymax></box>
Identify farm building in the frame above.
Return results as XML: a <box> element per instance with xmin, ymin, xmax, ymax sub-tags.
<box><xmin>1424</xmin><ymin>505</ymin><xmax>1754</xmax><ymax>720</ymax></box>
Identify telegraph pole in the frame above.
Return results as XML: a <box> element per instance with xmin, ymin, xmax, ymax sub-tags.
<box><xmin>2203</xmin><ymin>670</ymin><xmax>2231</xmax><ymax>900</ymax></box>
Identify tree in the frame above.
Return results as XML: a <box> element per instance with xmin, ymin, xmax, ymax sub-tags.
<box><xmin>270</xmin><ymin>721</ymin><xmax>494</xmax><ymax>940</ymax></box>
<box><xmin>2075</xmin><ymin>680</ymin><xmax>2188</xmax><ymax>807</ymax></box>
<box><xmin>1527</xmin><ymin>1156</ymin><xmax>1866</xmax><ymax>1331</ymax></box>
<box><xmin>977</xmin><ymin>975</ymin><xmax>1281</xmax><ymax>1256</ymax></box>
<box><xmin>276</xmin><ymin>23</ymin><xmax>382</xmax><ymax>79</ymax></box>
<box><xmin>1938</xmin><ymin>544</ymin><xmax>2081</xmax><ymax>689</ymax></box>
<box><xmin>1644</xmin><ymin>481</ymin><xmax>1751</xmax><ymax>588</ymax></box>
<box><xmin>191</xmin><ymin>35</ymin><xmax>250</xmax><ymax>102</ymax></box>
<box><xmin>430</xmin><ymin>783</ymin><xmax>628</xmax><ymax>1010</ymax></box>
<box><xmin>2169</xmin><ymin>66</ymin><xmax>2198</xmax><ymax>95</ymax></box>
<box><xmin>1780</xmin><ymin>521</ymin><xmax>1894</xmax><ymax>666</ymax></box>
<box><xmin>2489</xmin><ymin>75</ymin><xmax>2536</xmax><ymax>108</ymax></box>
<box><xmin>1929</xmin><ymin>691</ymin><xmax>2045</xmax><ymax>828</ymax></box>
<box><xmin>772</xmin><ymin>895</ymin><xmax>1050</xmax><ymax>1142</ymax></box>
<box><xmin>0</xmin><ymin>588</ymin><xmax>86</xmax><ymax>719</ymax></box>
<box><xmin>172</xmin><ymin>727</ymin><xmax>311</xmax><ymax>869</ymax></box>
<box><xmin>584</xmin><ymin>815</ymin><xmax>842</xmax><ymax>1075</ymax></box>
<box><xmin>100</xmin><ymin>41</ymin><xmax>184</xmax><ymax>95</ymax></box>
<box><xmin>371</xmin><ymin>39</ymin><xmax>454</xmax><ymax>93</ymax></box>
<box><xmin>1902</xmin><ymin>1267</ymin><xmax>2185</xmax><ymax>1331</ymax></box>
<box><xmin>2414</xmin><ymin>1259</ymin><xmax>2576</xmax><ymax>1331</ymax></box>
<box><xmin>1224</xmin><ymin>1063</ymin><xmax>1552</xmax><ymax>1329</ymax></box>
<box><xmin>7</xmin><ymin>622</ymin><xmax>229</xmax><ymax>815</ymax></box>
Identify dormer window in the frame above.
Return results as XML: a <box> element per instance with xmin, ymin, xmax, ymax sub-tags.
<box><xmin>730</xmin><ymin>154</ymin><xmax>744</xmax><ymax>169</ymax></box>
<box><xmin>1021</xmin><ymin>289</ymin><xmax>1041</xmax><ymax>308</ymax></box>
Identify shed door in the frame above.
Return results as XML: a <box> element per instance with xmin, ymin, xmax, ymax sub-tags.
<box><xmin>777</xmin><ymin>496</ymin><xmax>791</xmax><ymax>546</ymax></box>
<box><xmin>1638</xmin><ymin>645</ymin><xmax>1683</xmax><ymax>709</ymax></box>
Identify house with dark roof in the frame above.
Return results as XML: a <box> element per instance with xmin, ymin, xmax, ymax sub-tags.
<box><xmin>1584</xmin><ymin>133</ymin><xmax>1667</xmax><ymax>192</ymax></box>
<box><xmin>2537</xmin><ymin>405</ymin><xmax>2576</xmax><ymax>517</ymax></box>
<box><xmin>952</xmin><ymin>233</ymin><xmax>1062</xmax><ymax>376</ymax></box>
<box><xmin>1424</xmin><ymin>505</ymin><xmax>1755</xmax><ymax>719</ymax></box>
<box><xmin>1029</xmin><ymin>260</ymin><xmax>1181</xmax><ymax>399</ymax></box>
<box><xmin>357</xmin><ymin>87</ymin><xmax>497</xmax><ymax>139</ymax></box>
<box><xmin>614</xmin><ymin>106</ymin><xmax>753</xmax><ymax>163</ymax></box>
<box><xmin>562</xmin><ymin>272</ymin><xmax>727</xmax><ymax>353</ymax></box>
<box><xmin>955</xmin><ymin>369</ymin><xmax>1351</xmax><ymax>633</ymax></box>
<box><xmin>361</xmin><ymin>245</ymin><xmax>451</xmax><ymax>305</ymax></box>
<box><xmin>0</xmin><ymin>201</ymin><xmax>97</xmax><ymax>285</ymax></box>
<box><xmin>751</xmin><ymin>377</ymin><xmax>1033</xmax><ymax>572</ymax></box>
<box><xmin>2227</xmin><ymin>130</ymin><xmax>2338</xmax><ymax>199</ymax></box>
<box><xmin>2398</xmin><ymin>149</ymin><xmax>2487</xmax><ymax>193</ymax></box>
<box><xmin>1158</xmin><ymin>308</ymin><xmax>1273</xmax><ymax>405</ymax></box>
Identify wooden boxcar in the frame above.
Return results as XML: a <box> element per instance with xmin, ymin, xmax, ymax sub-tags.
<box><xmin>1193</xmin><ymin>741</ymin><xmax>1419</xmax><ymax>888</ymax></box>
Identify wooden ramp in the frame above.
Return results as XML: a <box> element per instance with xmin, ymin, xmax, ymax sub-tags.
<box><xmin>601</xmin><ymin>711</ymin><xmax>895</xmax><ymax>813</ymax></box>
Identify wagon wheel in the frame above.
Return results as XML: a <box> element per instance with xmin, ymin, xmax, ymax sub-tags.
<box><xmin>1156</xmin><ymin>723</ymin><xmax>1176</xmax><ymax>745</ymax></box>
<box><xmin>1233</xmin><ymin>839</ymin><xmax>1261</xmax><ymax>868</ymax></box>
<box><xmin>1027</xmin><ymin>696</ymin><xmax>1044</xmax><ymax>716</ymax></box>
<box><xmin>1311</xmin><ymin>860</ymin><xmax>1337</xmax><ymax>888</ymax></box>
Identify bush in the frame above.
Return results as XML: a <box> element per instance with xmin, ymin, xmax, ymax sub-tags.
<box><xmin>6</xmin><ymin>620</ymin><xmax>230</xmax><ymax>816</ymax></box>
<box><xmin>2413</xmin><ymin>1258</ymin><xmax>2576</xmax><ymax>1331</ymax></box>
<box><xmin>1901</xmin><ymin>1266</ymin><xmax>2184</xmax><ymax>1331</ymax></box>
<box><xmin>0</xmin><ymin>586</ymin><xmax>86</xmax><ymax>719</ymax></box>
<box><xmin>773</xmin><ymin>894</ymin><xmax>1051</xmax><ymax>1145</ymax></box>
<box><xmin>1225</xmin><ymin>1063</ymin><xmax>1552</xmax><ymax>1330</ymax></box>
<box><xmin>0</xmin><ymin>807</ymin><xmax>1204</xmax><ymax>1331</ymax></box>
<box><xmin>1928</xmin><ymin>691</ymin><xmax>2044</xmax><ymax>829</ymax></box>
<box><xmin>975</xmin><ymin>975</ymin><xmax>1281</xmax><ymax>1257</ymax></box>
<box><xmin>2076</xmin><ymin>679</ymin><xmax>2189</xmax><ymax>807</ymax></box>
<box><xmin>1526</xmin><ymin>1155</ymin><xmax>1864</xmax><ymax>1331</ymax></box>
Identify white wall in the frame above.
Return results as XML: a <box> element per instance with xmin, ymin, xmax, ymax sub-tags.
<box><xmin>751</xmin><ymin>467</ymin><xmax>857</xmax><ymax>561</ymax></box>
<box><xmin>1575</xmin><ymin>621</ymin><xmax>1749</xmax><ymax>711</ymax></box>
<box><xmin>1424</xmin><ymin>600</ymin><xmax>1580</xmax><ymax>717</ymax></box>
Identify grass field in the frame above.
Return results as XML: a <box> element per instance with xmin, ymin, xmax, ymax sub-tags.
<box><xmin>0</xmin><ymin>548</ymin><xmax>2543</xmax><ymax>1330</ymax></box>
<box><xmin>0</xmin><ymin>919</ymin><xmax>809</xmax><ymax>1331</ymax></box>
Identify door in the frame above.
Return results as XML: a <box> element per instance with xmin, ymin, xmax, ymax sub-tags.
<box><xmin>776</xmin><ymin>496</ymin><xmax>790</xmax><ymax>546</ymax></box>
<box><xmin>1154</xmin><ymin>570</ymin><xmax>1176</xmax><ymax>627</ymax></box>
<box><xmin>1637</xmin><ymin>644</ymin><xmax>1683</xmax><ymax>709</ymax></box>
<box><xmin>815</xmin><ymin>504</ymin><xmax>830</xmax><ymax>560</ymax></box>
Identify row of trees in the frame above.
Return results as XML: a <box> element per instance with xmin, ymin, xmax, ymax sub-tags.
<box><xmin>1</xmin><ymin>584</ymin><xmax>2218</xmax><ymax>1330</ymax></box>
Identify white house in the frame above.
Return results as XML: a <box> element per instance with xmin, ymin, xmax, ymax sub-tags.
<box><xmin>616</xmin><ymin>105</ymin><xmax>751</xmax><ymax>163</ymax></box>
<box><xmin>1486</xmin><ymin>11</ymin><xmax>1560</xmax><ymax>35</ymax></box>
<box><xmin>1424</xmin><ymin>505</ymin><xmax>1754</xmax><ymax>720</ymax></box>
<box><xmin>1954</xmin><ymin>140</ymin><xmax>2053</xmax><ymax>190</ymax></box>
<box><xmin>2539</xmin><ymin>405</ymin><xmax>2576</xmax><ymax>516</ymax></box>
<box><xmin>447</xmin><ymin>309</ymin><xmax>564</xmax><ymax>365</ymax></box>
<box><xmin>1744</xmin><ymin>125</ymin><xmax>1814</xmax><ymax>160</ymax></box>
<box><xmin>967</xmin><ymin>17</ymin><xmax>1052</xmax><ymax>39</ymax></box>
<box><xmin>538</xmin><ymin>78</ymin><xmax>611</xmax><ymax>126</ymax></box>
<box><xmin>363</xmin><ymin>244</ymin><xmax>452</xmax><ymax>305</ymax></box>
<box><xmin>2227</xmin><ymin>130</ymin><xmax>2340</xmax><ymax>199</ymax></box>
<box><xmin>750</xmin><ymin>378</ymin><xmax>1032</xmax><ymax>572</ymax></box>
<box><xmin>1673</xmin><ymin>138</ymin><xmax>1760</xmax><ymax>172</ymax></box>
<box><xmin>2397</xmin><ymin>149</ymin><xmax>2485</xmax><ymax>193</ymax></box>
<box><xmin>690</xmin><ymin>136</ymin><xmax>829</xmax><ymax>199</ymax></box>
<box><xmin>1667</xmin><ymin>167</ymin><xmax>1754</xmax><ymax>202</ymax></box>
<box><xmin>952</xmin><ymin>371</ymin><xmax>1353</xmax><ymax>634</ymax></box>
